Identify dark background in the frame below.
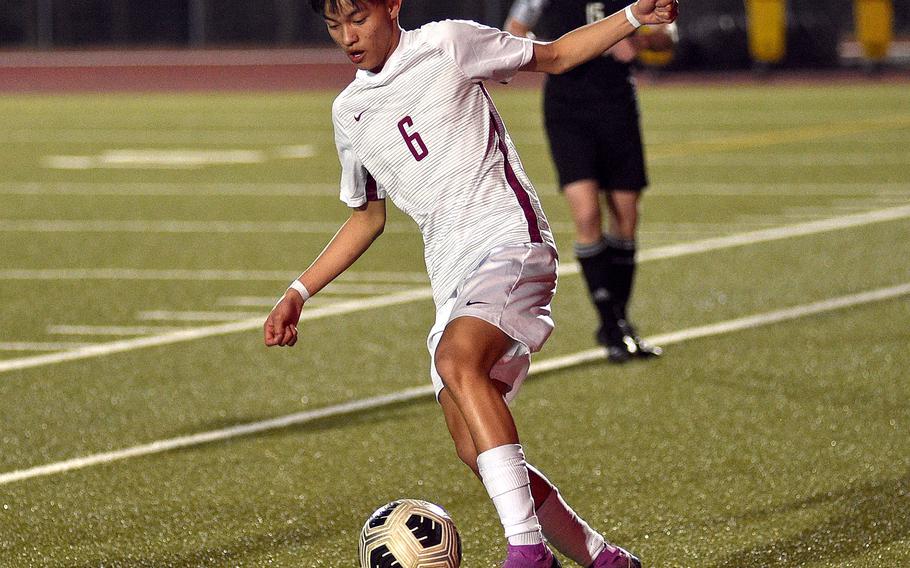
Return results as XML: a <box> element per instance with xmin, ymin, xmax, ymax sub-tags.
<box><xmin>1</xmin><ymin>0</ymin><xmax>908</xmax><ymax>68</ymax></box>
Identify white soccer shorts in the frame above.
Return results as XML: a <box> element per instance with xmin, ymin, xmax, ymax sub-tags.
<box><xmin>427</xmin><ymin>243</ymin><xmax>558</xmax><ymax>404</ymax></box>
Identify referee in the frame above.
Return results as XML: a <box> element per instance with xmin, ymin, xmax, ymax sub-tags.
<box><xmin>506</xmin><ymin>0</ymin><xmax>675</xmax><ymax>363</ymax></box>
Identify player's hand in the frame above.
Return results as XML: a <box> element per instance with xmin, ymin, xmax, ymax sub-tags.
<box><xmin>632</xmin><ymin>0</ymin><xmax>679</xmax><ymax>26</ymax></box>
<box><xmin>264</xmin><ymin>292</ymin><xmax>303</xmax><ymax>347</ymax></box>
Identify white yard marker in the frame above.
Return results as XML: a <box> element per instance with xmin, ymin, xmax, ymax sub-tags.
<box><xmin>216</xmin><ymin>285</ymin><xmax>417</xmax><ymax>306</ymax></box>
<box><xmin>274</xmin><ymin>145</ymin><xmax>318</xmax><ymax>159</ymax></box>
<box><xmin>43</xmin><ymin>149</ymin><xmax>267</xmax><ymax>170</ymax></box>
<box><xmin>530</xmin><ymin>283</ymin><xmax>910</xmax><ymax>375</ymax></box>
<box><xmin>0</xmin><ymin>181</ymin><xmax>340</xmax><ymax>196</ymax></box>
<box><xmin>2</xmin><ymin>130</ymin><xmax>321</xmax><ymax>146</ymax></box>
<box><xmin>215</xmin><ymin>297</ymin><xmax>290</xmax><ymax>308</ymax></box>
<box><xmin>651</xmin><ymin>152</ymin><xmax>910</xmax><ymax>167</ymax></box>
<box><xmin>0</xmin><ymin>268</ymin><xmax>429</xmax><ymax>283</ymax></box>
<box><xmin>215</xmin><ymin>296</ymin><xmax>342</xmax><ymax>308</ymax></box>
<box><xmin>625</xmin><ymin>204</ymin><xmax>910</xmax><ymax>265</ymax></box>
<box><xmin>0</xmin><ymin>219</ymin><xmax>418</xmax><ymax>234</ymax></box>
<box><xmin>1</xmin><ymin>181</ymin><xmax>906</xmax><ymax>198</ymax></box>
<box><xmin>42</xmin><ymin>146</ymin><xmax>317</xmax><ymax>170</ymax></box>
<box><xmin>47</xmin><ymin>325</ymin><xmax>188</xmax><ymax>336</ymax></box>
<box><xmin>136</xmin><ymin>310</ymin><xmax>267</xmax><ymax>322</ymax></box>
<box><xmin>0</xmin><ymin>342</ymin><xmax>100</xmax><ymax>351</ymax></box>
<box><xmin>1</xmin><ymin>205</ymin><xmax>908</xmax><ymax>376</ymax></box>
<box><xmin>1</xmin><ymin>283</ymin><xmax>907</xmax><ymax>486</ymax></box>
<box><xmin>0</xmin><ymin>288</ymin><xmax>434</xmax><ymax>375</ymax></box>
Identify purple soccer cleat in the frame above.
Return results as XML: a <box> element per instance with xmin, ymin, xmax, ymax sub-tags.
<box><xmin>589</xmin><ymin>543</ymin><xmax>642</xmax><ymax>568</ymax></box>
<box><xmin>502</xmin><ymin>543</ymin><xmax>562</xmax><ymax>568</ymax></box>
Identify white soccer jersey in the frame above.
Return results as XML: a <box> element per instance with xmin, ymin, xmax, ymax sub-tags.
<box><xmin>332</xmin><ymin>20</ymin><xmax>556</xmax><ymax>307</ymax></box>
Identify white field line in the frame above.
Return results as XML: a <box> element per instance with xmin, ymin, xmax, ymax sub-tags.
<box><xmin>616</xmin><ymin>204</ymin><xmax>910</xmax><ymax>266</ymax></box>
<box><xmin>0</xmin><ymin>182</ymin><xmax>340</xmax><ymax>196</ymax></box>
<box><xmin>42</xmin><ymin>146</ymin><xmax>317</xmax><ymax>170</ymax></box>
<box><xmin>648</xmin><ymin>183</ymin><xmax>910</xmax><ymax>197</ymax></box>
<box><xmin>2</xmin><ymin>283</ymin><xmax>908</xmax><ymax>486</ymax></box>
<box><xmin>0</xmin><ymin>219</ymin><xmax>418</xmax><ymax>234</ymax></box>
<box><xmin>1</xmin><ymin>205</ymin><xmax>909</xmax><ymax>375</ymax></box>
<box><xmin>1</xmin><ymin>130</ymin><xmax>324</xmax><ymax>146</ymax></box>
<box><xmin>0</xmin><ymin>181</ymin><xmax>908</xmax><ymax>198</ymax></box>
<box><xmin>47</xmin><ymin>325</ymin><xmax>188</xmax><ymax>336</ymax></box>
<box><xmin>43</xmin><ymin>150</ymin><xmax>266</xmax><ymax>170</ymax></box>
<box><xmin>217</xmin><ymin>284</ymin><xmax>419</xmax><ymax>306</ymax></box>
<box><xmin>28</xmin><ymin>208</ymin><xmax>906</xmax><ymax>239</ymax></box>
<box><xmin>0</xmin><ymin>342</ymin><xmax>100</xmax><ymax>351</ymax></box>
<box><xmin>0</xmin><ymin>288</ymin><xmax>433</xmax><ymax>375</ymax></box>
<box><xmin>651</xmin><ymin>153</ymin><xmax>910</xmax><ymax>167</ymax></box>
<box><xmin>642</xmin><ymin>132</ymin><xmax>910</xmax><ymax>146</ymax></box>
<box><xmin>136</xmin><ymin>310</ymin><xmax>267</xmax><ymax>322</ymax></box>
<box><xmin>0</xmin><ymin>268</ymin><xmax>428</xmax><ymax>283</ymax></box>
<box><xmin>216</xmin><ymin>297</ymin><xmax>291</xmax><ymax>308</ymax></box>
<box><xmin>2</xmin><ymin>201</ymin><xmax>908</xmax><ymax>239</ymax></box>
<box><xmin>530</xmin><ymin>284</ymin><xmax>910</xmax><ymax>375</ymax></box>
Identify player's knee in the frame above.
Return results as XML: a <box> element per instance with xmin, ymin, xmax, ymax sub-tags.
<box><xmin>434</xmin><ymin>345</ymin><xmax>462</xmax><ymax>389</ymax></box>
<box><xmin>609</xmin><ymin>203</ymin><xmax>639</xmax><ymax>239</ymax></box>
<box><xmin>434</xmin><ymin>343</ymin><xmax>481</xmax><ymax>393</ymax></box>
<box><xmin>434</xmin><ymin>358</ymin><xmax>474</xmax><ymax>395</ymax></box>
<box><xmin>573</xmin><ymin>210</ymin><xmax>602</xmax><ymax>241</ymax></box>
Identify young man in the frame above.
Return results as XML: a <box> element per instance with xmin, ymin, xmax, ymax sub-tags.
<box><xmin>506</xmin><ymin>1</ymin><xmax>677</xmax><ymax>363</ymax></box>
<box><xmin>264</xmin><ymin>1</ymin><xmax>678</xmax><ymax>566</ymax></box>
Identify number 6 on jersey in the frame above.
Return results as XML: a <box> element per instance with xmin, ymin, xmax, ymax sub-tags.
<box><xmin>398</xmin><ymin>116</ymin><xmax>429</xmax><ymax>161</ymax></box>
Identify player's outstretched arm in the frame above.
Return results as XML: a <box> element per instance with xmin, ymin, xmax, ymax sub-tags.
<box><xmin>523</xmin><ymin>0</ymin><xmax>678</xmax><ymax>75</ymax></box>
<box><xmin>264</xmin><ymin>199</ymin><xmax>386</xmax><ymax>347</ymax></box>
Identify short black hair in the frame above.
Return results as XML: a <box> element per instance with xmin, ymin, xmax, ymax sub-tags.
<box><xmin>310</xmin><ymin>0</ymin><xmax>379</xmax><ymax>15</ymax></box>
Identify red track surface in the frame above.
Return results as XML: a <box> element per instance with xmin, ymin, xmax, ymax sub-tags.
<box><xmin>0</xmin><ymin>48</ymin><xmax>907</xmax><ymax>93</ymax></box>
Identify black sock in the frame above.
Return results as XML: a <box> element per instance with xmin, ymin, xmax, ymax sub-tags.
<box><xmin>604</xmin><ymin>235</ymin><xmax>637</xmax><ymax>324</ymax></box>
<box><xmin>574</xmin><ymin>237</ymin><xmax>616</xmax><ymax>330</ymax></box>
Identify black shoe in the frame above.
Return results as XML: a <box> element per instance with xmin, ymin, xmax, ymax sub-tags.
<box><xmin>618</xmin><ymin>320</ymin><xmax>663</xmax><ymax>359</ymax></box>
<box><xmin>596</xmin><ymin>324</ymin><xmax>638</xmax><ymax>363</ymax></box>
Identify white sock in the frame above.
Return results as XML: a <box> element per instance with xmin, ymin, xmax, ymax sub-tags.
<box><xmin>477</xmin><ymin>444</ymin><xmax>544</xmax><ymax>546</ymax></box>
<box><xmin>535</xmin><ymin>482</ymin><xmax>606</xmax><ymax>566</ymax></box>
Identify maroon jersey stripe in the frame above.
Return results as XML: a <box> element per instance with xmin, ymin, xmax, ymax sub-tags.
<box><xmin>480</xmin><ymin>85</ymin><xmax>542</xmax><ymax>244</ymax></box>
<box><xmin>365</xmin><ymin>172</ymin><xmax>380</xmax><ymax>201</ymax></box>
<box><xmin>496</xmin><ymin>127</ymin><xmax>542</xmax><ymax>243</ymax></box>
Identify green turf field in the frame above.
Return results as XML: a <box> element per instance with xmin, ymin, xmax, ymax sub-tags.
<box><xmin>1</xmin><ymin>83</ymin><xmax>908</xmax><ymax>567</ymax></box>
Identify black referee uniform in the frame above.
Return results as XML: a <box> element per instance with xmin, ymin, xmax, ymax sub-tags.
<box><xmin>539</xmin><ymin>0</ymin><xmax>648</xmax><ymax>191</ymax></box>
<box><xmin>507</xmin><ymin>0</ymin><xmax>660</xmax><ymax>361</ymax></box>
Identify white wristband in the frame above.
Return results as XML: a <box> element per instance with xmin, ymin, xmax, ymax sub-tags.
<box><xmin>288</xmin><ymin>280</ymin><xmax>310</xmax><ymax>302</ymax></box>
<box><xmin>625</xmin><ymin>4</ymin><xmax>642</xmax><ymax>28</ymax></box>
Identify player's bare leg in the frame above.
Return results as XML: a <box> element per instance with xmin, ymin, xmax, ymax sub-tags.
<box><xmin>564</xmin><ymin>180</ymin><xmax>603</xmax><ymax>245</ymax></box>
<box><xmin>439</xmin><ymin>387</ymin><xmax>640</xmax><ymax>567</ymax></box>
<box><xmin>605</xmin><ymin>190</ymin><xmax>661</xmax><ymax>359</ymax></box>
<box><xmin>564</xmin><ymin>181</ymin><xmax>633</xmax><ymax>361</ymax></box>
<box><xmin>434</xmin><ymin>316</ymin><xmax>518</xmax><ymax>452</ymax></box>
<box><xmin>434</xmin><ymin>316</ymin><xmax>557</xmax><ymax>567</ymax></box>
<box><xmin>604</xmin><ymin>189</ymin><xmax>639</xmax><ymax>241</ymax></box>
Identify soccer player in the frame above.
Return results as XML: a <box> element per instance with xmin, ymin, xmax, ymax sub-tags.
<box><xmin>506</xmin><ymin>0</ymin><xmax>677</xmax><ymax>363</ymax></box>
<box><xmin>264</xmin><ymin>0</ymin><xmax>678</xmax><ymax>566</ymax></box>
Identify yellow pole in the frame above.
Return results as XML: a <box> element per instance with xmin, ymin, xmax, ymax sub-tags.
<box><xmin>746</xmin><ymin>0</ymin><xmax>787</xmax><ymax>65</ymax></box>
<box><xmin>855</xmin><ymin>0</ymin><xmax>893</xmax><ymax>61</ymax></box>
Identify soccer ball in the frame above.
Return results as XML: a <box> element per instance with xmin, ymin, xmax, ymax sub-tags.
<box><xmin>359</xmin><ymin>499</ymin><xmax>462</xmax><ymax>568</ymax></box>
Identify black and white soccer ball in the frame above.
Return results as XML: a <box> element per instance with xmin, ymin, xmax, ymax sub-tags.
<box><xmin>359</xmin><ymin>499</ymin><xmax>462</xmax><ymax>568</ymax></box>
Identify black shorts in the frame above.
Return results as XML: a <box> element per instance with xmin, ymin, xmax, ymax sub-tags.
<box><xmin>543</xmin><ymin>87</ymin><xmax>648</xmax><ymax>192</ymax></box>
